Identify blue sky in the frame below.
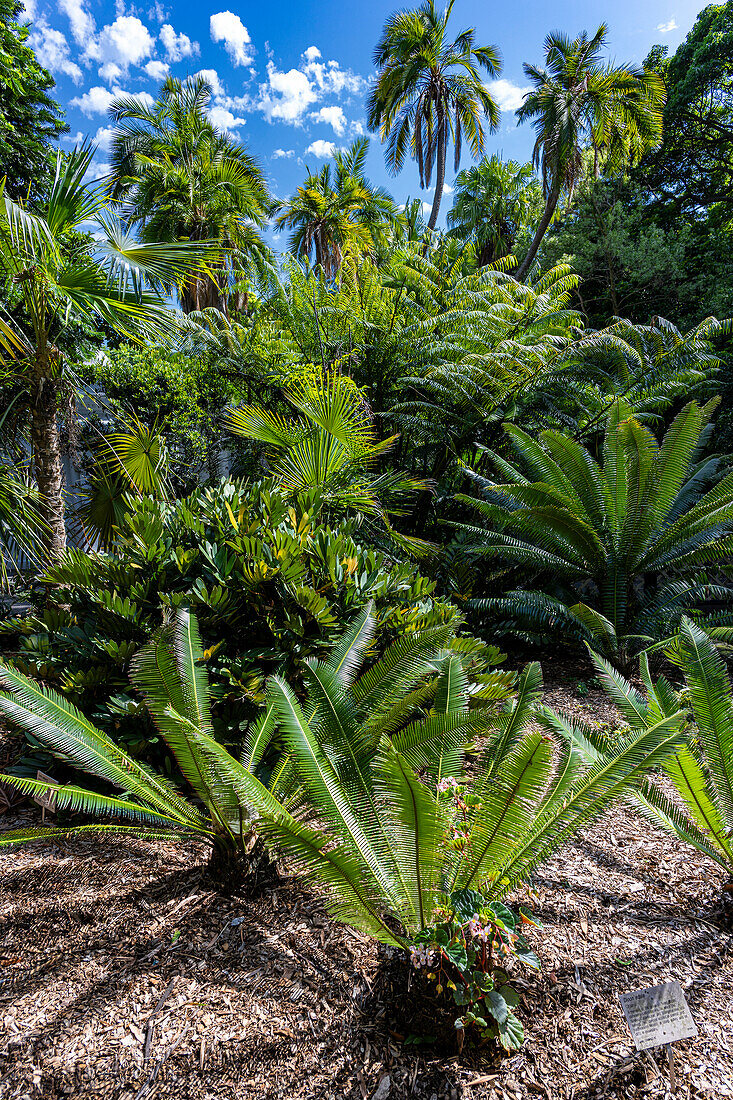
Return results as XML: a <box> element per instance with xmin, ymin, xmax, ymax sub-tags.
<box><xmin>25</xmin><ymin>0</ymin><xmax>708</xmax><ymax>237</ymax></box>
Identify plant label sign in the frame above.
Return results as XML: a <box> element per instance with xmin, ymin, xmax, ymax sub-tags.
<box><xmin>33</xmin><ymin>770</ymin><xmax>58</xmax><ymax>815</ymax></box>
<box><xmin>619</xmin><ymin>981</ymin><xmax>697</xmax><ymax>1052</ymax></box>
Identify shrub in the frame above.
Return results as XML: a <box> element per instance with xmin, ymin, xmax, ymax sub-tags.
<box><xmin>0</xmin><ymin>606</ymin><xmax>684</xmax><ymax>1047</ymax></box>
<box><xmin>455</xmin><ymin>399</ymin><xmax>733</xmax><ymax>663</ymax></box>
<box><xmin>1</xmin><ymin>478</ymin><xmax>481</xmax><ymax>755</ymax></box>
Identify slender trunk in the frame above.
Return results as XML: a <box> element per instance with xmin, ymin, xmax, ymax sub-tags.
<box><xmin>515</xmin><ymin>183</ymin><xmax>562</xmax><ymax>281</ymax></box>
<box><xmin>589</xmin><ymin>193</ymin><xmax>619</xmax><ymax>316</ymax></box>
<box><xmin>427</xmin><ymin>118</ymin><xmax>446</xmax><ymax>232</ymax></box>
<box><xmin>29</xmin><ymin>373</ymin><xmax>66</xmax><ymax>562</ymax></box>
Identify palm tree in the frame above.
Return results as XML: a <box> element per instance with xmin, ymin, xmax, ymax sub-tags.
<box><xmin>367</xmin><ymin>0</ymin><xmax>502</xmax><ymax>231</ymax></box>
<box><xmin>447</xmin><ymin>155</ymin><xmax>542</xmax><ymax>267</ymax></box>
<box><xmin>108</xmin><ymin>75</ymin><xmax>271</xmax><ymax>314</ymax></box>
<box><xmin>456</xmin><ymin>399</ymin><xmax>733</xmax><ymax>662</ymax></box>
<box><xmin>274</xmin><ymin>139</ymin><xmax>399</xmax><ymax>278</ymax></box>
<box><xmin>0</xmin><ymin>145</ymin><xmax>217</xmax><ymax>560</ymax></box>
<box><xmin>515</xmin><ymin>25</ymin><xmax>665</xmax><ymax>280</ymax></box>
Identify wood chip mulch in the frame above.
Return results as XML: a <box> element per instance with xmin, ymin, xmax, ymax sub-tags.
<box><xmin>0</xmin><ymin>680</ymin><xmax>732</xmax><ymax>1100</ymax></box>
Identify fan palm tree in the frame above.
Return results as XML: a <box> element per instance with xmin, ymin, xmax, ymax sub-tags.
<box><xmin>274</xmin><ymin>139</ymin><xmax>399</xmax><ymax>278</ymax></box>
<box><xmin>515</xmin><ymin>25</ymin><xmax>665</xmax><ymax>280</ymax></box>
<box><xmin>0</xmin><ymin>145</ymin><xmax>217</xmax><ymax>560</ymax></box>
<box><xmin>456</xmin><ymin>399</ymin><xmax>733</xmax><ymax>661</ymax></box>
<box><xmin>76</xmin><ymin>416</ymin><xmax>170</xmax><ymax>548</ymax></box>
<box><xmin>0</xmin><ymin>606</ymin><xmax>684</xmax><ymax>934</ymax></box>
<box><xmin>226</xmin><ymin>374</ymin><xmax>426</xmax><ymax>549</ymax></box>
<box><xmin>367</xmin><ymin>0</ymin><xmax>502</xmax><ymax>231</ymax></box>
<box><xmin>108</xmin><ymin>75</ymin><xmax>271</xmax><ymax>314</ymax></box>
<box><xmin>447</xmin><ymin>155</ymin><xmax>542</xmax><ymax>267</ymax></box>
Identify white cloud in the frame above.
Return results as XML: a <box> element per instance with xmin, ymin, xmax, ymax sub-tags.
<box><xmin>272</xmin><ymin>148</ymin><xmax>294</xmax><ymax>158</ymax></box>
<box><xmin>657</xmin><ymin>18</ymin><xmax>678</xmax><ymax>33</ymax></box>
<box><xmin>99</xmin><ymin>62</ymin><xmax>123</xmax><ymax>83</ymax></box>
<box><xmin>59</xmin><ymin>0</ymin><xmax>95</xmax><ymax>45</ymax></box>
<box><xmin>148</xmin><ymin>2</ymin><xmax>168</xmax><ymax>21</ymax></box>
<box><xmin>486</xmin><ymin>78</ymin><xmax>530</xmax><ymax>111</ymax></box>
<box><xmin>443</xmin><ymin>183</ymin><xmax>454</xmax><ymax>194</ymax></box>
<box><xmin>311</xmin><ymin>105</ymin><xmax>346</xmax><ymax>136</ymax></box>
<box><xmin>29</xmin><ymin>21</ymin><xmax>83</xmax><ymax>83</ymax></box>
<box><xmin>71</xmin><ymin>84</ymin><xmax>154</xmax><ymax>116</ymax></box>
<box><xmin>93</xmin><ymin>125</ymin><xmax>117</xmax><ymax>150</ymax></box>
<box><xmin>207</xmin><ymin>105</ymin><xmax>246</xmax><ymax>133</ymax></box>
<box><xmin>195</xmin><ymin>68</ymin><xmax>225</xmax><ymax>97</ymax></box>
<box><xmin>302</xmin><ymin>53</ymin><xmax>364</xmax><ymax>97</ymax></box>
<box><xmin>145</xmin><ymin>59</ymin><xmax>169</xmax><ymax>80</ymax></box>
<box><xmin>159</xmin><ymin>23</ymin><xmax>199</xmax><ymax>62</ymax></box>
<box><xmin>210</xmin><ymin>11</ymin><xmax>254</xmax><ymax>67</ymax></box>
<box><xmin>259</xmin><ymin>61</ymin><xmax>318</xmax><ymax>123</ymax></box>
<box><xmin>21</xmin><ymin>0</ymin><xmax>36</xmax><ymax>20</ymax></box>
<box><xmin>86</xmin><ymin>16</ymin><xmax>156</xmax><ymax>74</ymax></box>
<box><xmin>257</xmin><ymin>50</ymin><xmax>365</xmax><ymax>126</ymax></box>
<box><xmin>305</xmin><ymin>139</ymin><xmax>336</xmax><ymax>159</ymax></box>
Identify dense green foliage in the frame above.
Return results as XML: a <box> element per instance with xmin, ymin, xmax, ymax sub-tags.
<box><xmin>456</xmin><ymin>400</ymin><xmax>733</xmax><ymax>659</ymax></box>
<box><xmin>1</xmin><ymin>478</ymin><xmax>476</xmax><ymax>753</ymax></box>
<box><xmin>0</xmin><ymin>0</ymin><xmax>66</xmax><ymax>201</ymax></box>
<box><xmin>81</xmin><ymin>342</ymin><xmax>235</xmax><ymax>486</ymax></box>
<box><xmin>2</xmin><ymin>4</ymin><xmax>733</xmax><ymax>1043</ymax></box>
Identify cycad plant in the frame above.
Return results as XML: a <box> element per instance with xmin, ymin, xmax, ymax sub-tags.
<box><xmin>557</xmin><ymin>618</ymin><xmax>733</xmax><ymax>885</ymax></box>
<box><xmin>456</xmin><ymin>399</ymin><xmax>733</xmax><ymax>661</ymax></box>
<box><xmin>0</xmin><ymin>606</ymin><xmax>684</xmax><ymax>1042</ymax></box>
<box><xmin>0</xmin><ymin>610</ymin><xmax>270</xmax><ymax>884</ymax></box>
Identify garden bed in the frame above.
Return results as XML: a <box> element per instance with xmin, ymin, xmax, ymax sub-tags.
<box><xmin>0</xmin><ymin>682</ymin><xmax>731</xmax><ymax>1100</ymax></box>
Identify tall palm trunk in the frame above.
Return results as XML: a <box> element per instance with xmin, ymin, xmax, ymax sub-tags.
<box><xmin>427</xmin><ymin>116</ymin><xmax>447</xmax><ymax>232</ymax></box>
<box><xmin>29</xmin><ymin>373</ymin><xmax>66</xmax><ymax>561</ymax></box>
<box><xmin>515</xmin><ymin>182</ymin><xmax>561</xmax><ymax>281</ymax></box>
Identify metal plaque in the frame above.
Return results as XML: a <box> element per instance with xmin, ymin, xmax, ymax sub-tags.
<box><xmin>620</xmin><ymin>981</ymin><xmax>697</xmax><ymax>1051</ymax></box>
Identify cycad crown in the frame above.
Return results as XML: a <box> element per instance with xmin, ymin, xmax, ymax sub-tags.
<box><xmin>457</xmin><ymin>398</ymin><xmax>733</xmax><ymax>660</ymax></box>
<box><xmin>0</xmin><ymin>607</ymin><xmax>684</xmax><ymax>938</ymax></box>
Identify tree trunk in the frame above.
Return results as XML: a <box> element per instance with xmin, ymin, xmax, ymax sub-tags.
<box><xmin>29</xmin><ymin>373</ymin><xmax>66</xmax><ymax>562</ymax></box>
<box><xmin>427</xmin><ymin>118</ymin><xmax>447</xmax><ymax>232</ymax></box>
<box><xmin>207</xmin><ymin>834</ymin><xmax>277</xmax><ymax>896</ymax></box>
<box><xmin>515</xmin><ymin>183</ymin><xmax>562</xmax><ymax>281</ymax></box>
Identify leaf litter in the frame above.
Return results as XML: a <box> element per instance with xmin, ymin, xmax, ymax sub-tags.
<box><xmin>0</xmin><ymin>674</ymin><xmax>731</xmax><ymax>1100</ymax></box>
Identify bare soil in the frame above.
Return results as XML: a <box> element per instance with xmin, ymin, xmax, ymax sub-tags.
<box><xmin>0</xmin><ymin>676</ymin><xmax>732</xmax><ymax>1100</ymax></box>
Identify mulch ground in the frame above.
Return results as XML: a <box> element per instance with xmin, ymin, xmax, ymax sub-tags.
<box><xmin>1</xmin><ymin>672</ymin><xmax>732</xmax><ymax>1100</ymax></box>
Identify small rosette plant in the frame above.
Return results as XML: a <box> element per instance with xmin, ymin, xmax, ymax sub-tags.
<box><xmin>410</xmin><ymin>885</ymin><xmax>540</xmax><ymax>1051</ymax></box>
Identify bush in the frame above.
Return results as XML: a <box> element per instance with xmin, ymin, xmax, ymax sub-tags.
<box><xmin>2</xmin><ymin>478</ymin><xmax>486</xmax><ymax>758</ymax></box>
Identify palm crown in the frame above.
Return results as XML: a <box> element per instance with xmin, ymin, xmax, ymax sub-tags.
<box><xmin>367</xmin><ymin>0</ymin><xmax>501</xmax><ymax>231</ymax></box>
<box><xmin>515</xmin><ymin>25</ymin><xmax>665</xmax><ymax>279</ymax></box>
<box><xmin>447</xmin><ymin>155</ymin><xmax>542</xmax><ymax>267</ymax></box>
<box><xmin>108</xmin><ymin>75</ymin><xmax>271</xmax><ymax>314</ymax></box>
<box><xmin>274</xmin><ymin>139</ymin><xmax>398</xmax><ymax>279</ymax></box>
<box><xmin>0</xmin><ymin>143</ymin><xmax>217</xmax><ymax>558</ymax></box>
